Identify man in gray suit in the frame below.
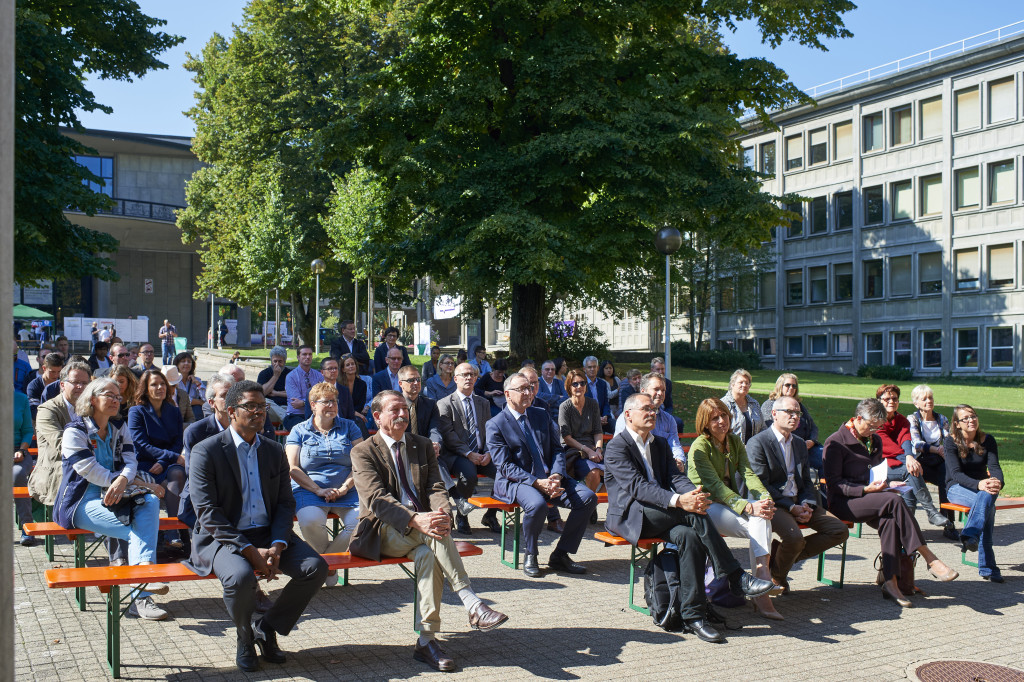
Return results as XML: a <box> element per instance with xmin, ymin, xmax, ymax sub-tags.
<box><xmin>746</xmin><ymin>395</ymin><xmax>849</xmax><ymax>594</ymax></box>
<box><xmin>437</xmin><ymin>362</ymin><xmax>500</xmax><ymax>534</ymax></box>
<box><xmin>187</xmin><ymin>380</ymin><xmax>328</xmax><ymax>673</ymax></box>
<box><xmin>29</xmin><ymin>361</ymin><xmax>92</xmax><ymax>508</ymax></box>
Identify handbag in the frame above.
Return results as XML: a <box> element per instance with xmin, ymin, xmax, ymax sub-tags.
<box><xmin>874</xmin><ymin>550</ymin><xmax>920</xmax><ymax>595</ymax></box>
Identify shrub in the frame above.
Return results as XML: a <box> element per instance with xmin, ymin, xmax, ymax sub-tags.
<box><xmin>546</xmin><ymin>319</ymin><xmax>610</xmax><ymax>363</ymax></box>
<box><xmin>669</xmin><ymin>342</ymin><xmax>761</xmax><ymax>371</ymax></box>
<box><xmin>856</xmin><ymin>364</ymin><xmax>914</xmax><ymax>381</ymax></box>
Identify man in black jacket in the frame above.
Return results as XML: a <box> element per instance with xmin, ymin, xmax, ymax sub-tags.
<box><xmin>329</xmin><ymin>320</ymin><xmax>371</xmax><ymax>374</ymax></box>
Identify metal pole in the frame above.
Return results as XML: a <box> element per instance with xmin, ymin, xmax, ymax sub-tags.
<box><xmin>314</xmin><ymin>273</ymin><xmax>321</xmax><ymax>356</ymax></box>
<box><xmin>274</xmin><ymin>288</ymin><xmax>280</xmax><ymax>346</ymax></box>
<box><xmin>210</xmin><ymin>293</ymin><xmax>215</xmax><ymax>350</ymax></box>
<box><xmin>353</xmin><ymin>280</ymin><xmax>359</xmax><ymax>328</ymax></box>
<box><xmin>264</xmin><ymin>291</ymin><xmax>268</xmax><ymax>350</ymax></box>
<box><xmin>664</xmin><ymin>254</ymin><xmax>672</xmax><ymax>382</ymax></box>
<box><xmin>367</xmin><ymin>279</ymin><xmax>374</xmax><ymax>347</ymax></box>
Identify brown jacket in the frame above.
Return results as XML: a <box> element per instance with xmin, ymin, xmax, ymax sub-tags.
<box><xmin>349</xmin><ymin>431</ymin><xmax>450</xmax><ymax>561</ymax></box>
<box><xmin>28</xmin><ymin>395</ymin><xmax>73</xmax><ymax>505</ymax></box>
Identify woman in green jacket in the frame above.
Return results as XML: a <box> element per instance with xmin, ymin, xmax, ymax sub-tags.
<box><xmin>688</xmin><ymin>397</ymin><xmax>782</xmax><ymax>621</ymax></box>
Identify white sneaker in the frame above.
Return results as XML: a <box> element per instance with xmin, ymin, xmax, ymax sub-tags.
<box><xmin>324</xmin><ymin>571</ymin><xmax>339</xmax><ymax>587</ymax></box>
<box><xmin>132</xmin><ymin>582</ymin><xmax>169</xmax><ymax>595</ymax></box>
<box><xmin>128</xmin><ymin>596</ymin><xmax>169</xmax><ymax>621</ymax></box>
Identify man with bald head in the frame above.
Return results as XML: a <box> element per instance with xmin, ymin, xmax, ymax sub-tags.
<box><xmin>93</xmin><ymin>342</ymin><xmax>132</xmax><ymax>378</ymax></box>
<box><xmin>372</xmin><ymin>346</ymin><xmax>405</xmax><ymax>396</ymax></box>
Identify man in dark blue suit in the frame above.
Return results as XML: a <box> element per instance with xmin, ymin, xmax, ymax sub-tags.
<box><xmin>329</xmin><ymin>320</ymin><xmax>372</xmax><ymax>374</ymax></box>
<box><xmin>372</xmin><ymin>346</ymin><xmax>405</xmax><ymax>396</ymax></box>
<box><xmin>582</xmin><ymin>356</ymin><xmax>612</xmax><ymax>431</ymax></box>
<box><xmin>487</xmin><ymin>372</ymin><xmax>598</xmax><ymax>578</ymax></box>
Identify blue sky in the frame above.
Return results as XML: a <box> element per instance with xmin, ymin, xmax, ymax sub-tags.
<box><xmin>76</xmin><ymin>2</ymin><xmax>1024</xmax><ymax>137</ymax></box>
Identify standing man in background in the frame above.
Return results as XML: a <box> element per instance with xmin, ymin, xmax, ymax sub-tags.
<box><xmin>159</xmin><ymin>320</ymin><xmax>177</xmax><ymax>365</ymax></box>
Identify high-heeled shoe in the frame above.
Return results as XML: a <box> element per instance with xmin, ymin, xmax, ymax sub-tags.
<box><xmin>752</xmin><ymin>596</ymin><xmax>785</xmax><ymax>621</ymax></box>
<box><xmin>928</xmin><ymin>561</ymin><xmax>959</xmax><ymax>582</ymax></box>
<box><xmin>881</xmin><ymin>584</ymin><xmax>912</xmax><ymax>607</ymax></box>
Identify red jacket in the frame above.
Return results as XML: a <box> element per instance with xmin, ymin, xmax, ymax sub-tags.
<box><xmin>876</xmin><ymin>412</ymin><xmax>910</xmax><ymax>467</ymax></box>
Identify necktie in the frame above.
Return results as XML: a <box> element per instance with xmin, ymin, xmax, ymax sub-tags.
<box><xmin>464</xmin><ymin>396</ymin><xmax>478</xmax><ymax>450</ymax></box>
<box><xmin>392</xmin><ymin>441</ymin><xmax>423</xmax><ymax>512</ymax></box>
<box><xmin>518</xmin><ymin>414</ymin><xmax>547</xmax><ymax>478</ymax></box>
<box><xmin>409</xmin><ymin>399</ymin><xmax>419</xmax><ymax>435</ymax></box>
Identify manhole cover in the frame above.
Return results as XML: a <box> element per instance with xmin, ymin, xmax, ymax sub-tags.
<box><xmin>911</xmin><ymin>660</ymin><xmax>1024</xmax><ymax>682</ymax></box>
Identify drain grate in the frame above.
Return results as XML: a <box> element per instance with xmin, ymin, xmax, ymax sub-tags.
<box><xmin>913</xmin><ymin>660</ymin><xmax>1024</xmax><ymax>682</ymax></box>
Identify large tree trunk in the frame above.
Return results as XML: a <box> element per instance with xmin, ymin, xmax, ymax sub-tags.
<box><xmin>509</xmin><ymin>282</ymin><xmax>549</xmax><ymax>363</ymax></box>
<box><xmin>290</xmin><ymin>291</ymin><xmax>316</xmax><ymax>349</ymax></box>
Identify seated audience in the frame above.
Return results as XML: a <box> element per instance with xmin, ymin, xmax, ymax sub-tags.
<box><xmin>28</xmin><ymin>362</ymin><xmax>91</xmax><ymax>512</ymax></box>
<box><xmin>258</xmin><ymin>346</ymin><xmax>291</xmax><ymax>409</ymax></box>
<box><xmin>614</xmin><ymin>372</ymin><xmax>686</xmax><ymax>467</ymax></box>
<box><xmin>558</xmin><ymin>368</ymin><xmax>604</xmax><ymax>495</ymax></box>
<box><xmin>761</xmin><ymin>373</ymin><xmax>822</xmax><ymax>472</ymax></box>
<box><xmin>581</xmin><ymin>356</ymin><xmax>612</xmax><ymax>430</ymax></box>
<box><xmin>13</xmin><ymin>391</ymin><xmax>35</xmax><ymax>545</ymax></box>
<box><xmin>371</xmin><ymin>346</ymin><xmax>405</xmax><ymax>396</ymax></box>
<box><xmin>27</xmin><ymin>352</ymin><xmax>64</xmax><ymax>420</ymax></box>
<box><xmin>469</xmin><ymin>345</ymin><xmax>492</xmax><ymax>376</ymax></box>
<box><xmin>474</xmin><ymin>358</ymin><xmax>508</xmax><ymax>417</ymax></box>
<box><xmin>424</xmin><ymin>354</ymin><xmax>457</xmax><ymax>401</ymax></box>
<box><xmin>599</xmin><ymin>360</ymin><xmax>620</xmax><ymax>415</ymax></box>
<box><xmin>339</xmin><ymin>353</ymin><xmax>370</xmax><ymax>435</ymax></box>
<box><xmin>907</xmin><ymin>384</ymin><xmax>957</xmax><ymax>539</ymax></box>
<box><xmin>721</xmin><ymin>369</ymin><xmax>763</xmax><ymax>444</ymax></box>
<box><xmin>372</xmin><ymin>326</ymin><xmax>410</xmax><ymax>372</ymax></box>
<box><xmin>421</xmin><ymin>345</ymin><xmax>442</xmax><ymax>381</ymax></box>
<box><xmin>536</xmin><ymin>360</ymin><xmax>569</xmax><ymax>414</ymax></box>
<box><xmin>109</xmin><ymin>365</ymin><xmax>139</xmax><ymax>424</ymax></box>
<box><xmin>284</xmin><ymin>346</ymin><xmax>323</xmax><ymax>431</ymax></box>
<box><xmin>175</xmin><ymin>352</ymin><xmax>206</xmax><ymax>422</ymax></box>
<box><xmin>318</xmin><ymin>356</ymin><xmax>356</xmax><ymax>421</ymax></box>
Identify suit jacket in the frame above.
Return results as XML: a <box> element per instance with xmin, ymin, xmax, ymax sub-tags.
<box><xmin>487</xmin><ymin>406</ymin><xmax>566</xmax><ymax>504</ymax></box>
<box><xmin>746</xmin><ymin>426</ymin><xmax>817</xmax><ymax>511</ymax></box>
<box><xmin>372</xmin><ymin>342</ymin><xmax>411</xmax><ymax>372</ymax></box>
<box><xmin>604</xmin><ymin>431</ymin><xmax>695</xmax><ymax>545</ymax></box>
<box><xmin>371</xmin><ymin>368</ymin><xmax>401</xmax><ymax>396</ymax></box>
<box><xmin>437</xmin><ymin>392</ymin><xmax>490</xmax><ymax>460</ymax></box>
<box><xmin>127</xmin><ymin>402</ymin><xmax>185</xmax><ymax>471</ymax></box>
<box><xmin>407</xmin><ymin>394</ymin><xmax>442</xmax><ymax>445</ymax></box>
<box><xmin>186</xmin><ymin>429</ymin><xmax>297</xmax><ymax>577</ymax></box>
<box><xmin>179</xmin><ymin>414</ymin><xmax>227</xmax><ymax>526</ymax></box>
<box><xmin>330</xmin><ymin>335</ymin><xmax>372</xmax><ymax>373</ymax></box>
<box><xmin>28</xmin><ymin>395</ymin><xmax>73</xmax><ymax>505</ymax></box>
<box><xmin>587</xmin><ymin>378</ymin><xmax>612</xmax><ymax>419</ymax></box>
<box><xmin>349</xmin><ymin>432</ymin><xmax>450</xmax><ymax>561</ymax></box>
<box><xmin>536</xmin><ymin>377</ymin><xmax>569</xmax><ymax>406</ymax></box>
<box><xmin>330</xmin><ymin>382</ymin><xmax>356</xmax><ymax>421</ymax></box>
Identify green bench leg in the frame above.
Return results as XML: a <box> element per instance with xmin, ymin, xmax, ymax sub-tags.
<box><xmin>849</xmin><ymin>523</ymin><xmax>863</xmax><ymax>538</ymax></box>
<box><xmin>74</xmin><ymin>536</ymin><xmax>87</xmax><ymax>611</ymax></box>
<box><xmin>499</xmin><ymin>508</ymin><xmax>521</xmax><ymax>570</ymax></box>
<box><xmin>628</xmin><ymin>543</ymin><xmax>658</xmax><ymax>615</ymax></box>
<box><xmin>398</xmin><ymin>564</ymin><xmax>420</xmax><ymax>633</ymax></box>
<box><xmin>44</xmin><ymin>505</ymin><xmax>55</xmax><ymax>562</ymax></box>
<box><xmin>107</xmin><ymin>585</ymin><xmax>121</xmax><ymax>679</ymax></box>
<box><xmin>816</xmin><ymin>538</ymin><xmax>848</xmax><ymax>588</ymax></box>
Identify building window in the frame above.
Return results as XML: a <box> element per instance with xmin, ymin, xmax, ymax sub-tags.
<box><xmin>988</xmin><ymin>77</ymin><xmax>1016</xmax><ymax>124</ymax></box>
<box><xmin>760</xmin><ymin>337</ymin><xmax>777</xmax><ymax>357</ymax></box>
<box><xmin>835</xmin><ymin>191</ymin><xmax>853</xmax><ymax>229</ymax></box>
<box><xmin>920</xmin><ymin>174</ymin><xmax>942</xmax><ymax>216</ymax></box>
<box><xmin>785</xmin><ymin>135</ymin><xmax>803</xmax><ymax>171</ymax></box>
<box><xmin>718</xmin><ymin>277</ymin><xmax>734</xmax><ymax>311</ymax></box>
<box><xmin>738</xmin><ymin>338</ymin><xmax>755</xmax><ymax>353</ymax></box>
<box><xmin>833</xmin><ymin>121</ymin><xmax>852</xmax><ymax>160</ymax></box>
<box><xmin>809</xmin><ymin>196</ymin><xmax>827</xmax><ymax>234</ymax></box>
<box><xmin>955</xmin><ymin>248</ymin><xmax>979</xmax><ymax>290</ymax></box>
<box><xmin>955</xmin><ymin>87</ymin><xmax>980</xmax><ymax>131</ymax></box>
<box><xmin>835</xmin><ymin>262</ymin><xmax>853</xmax><ymax>301</ymax></box>
<box><xmin>891</xmin><ymin>180</ymin><xmax>913</xmax><ymax>221</ymax></box>
<box><xmin>743</xmin><ymin>147</ymin><xmax>756</xmax><ymax>170</ymax></box>
<box><xmin>834</xmin><ymin>333</ymin><xmax>852</xmax><ymax>354</ymax></box>
<box><xmin>786</xmin><ymin>336</ymin><xmax>803</xmax><ymax>356</ymax></box>
<box><xmin>786</xmin><ymin>202</ymin><xmax>803</xmax><ymax>238</ymax></box>
<box><xmin>760</xmin><ymin>141</ymin><xmax>776</xmax><ymax>176</ymax></box>
<box><xmin>920</xmin><ymin>96</ymin><xmax>942</xmax><ymax>139</ymax></box>
<box><xmin>72</xmin><ymin>155</ymin><xmax>114</xmax><ymax>196</ymax></box>
<box><xmin>808</xmin><ymin>128</ymin><xmax>827</xmax><ymax>166</ymax></box>
<box><xmin>956</xmin><ymin>328</ymin><xmax>979</xmax><ymax>368</ymax></box>
<box><xmin>864</xmin><ymin>185</ymin><xmax>884</xmax><ymax>225</ymax></box>
<box><xmin>863</xmin><ymin>112</ymin><xmax>884</xmax><ymax>152</ymax></box>
<box><xmin>921</xmin><ymin>330</ymin><xmax>942</xmax><ymax>369</ymax></box>
<box><xmin>809</xmin><ymin>335</ymin><xmax>827</xmax><ymax>355</ymax></box>
<box><xmin>990</xmin><ymin>327</ymin><xmax>1014</xmax><ymax>368</ymax></box>
<box><xmin>919</xmin><ymin>252</ymin><xmax>943</xmax><ymax>294</ymax></box>
<box><xmin>809</xmin><ymin>266</ymin><xmax>828</xmax><ymax>303</ymax></box>
<box><xmin>718</xmin><ymin>339</ymin><xmax>735</xmax><ymax>351</ymax></box>
<box><xmin>989</xmin><ymin>160</ymin><xmax>1015</xmax><ymax>205</ymax></box>
<box><xmin>988</xmin><ymin>244</ymin><xmax>1014</xmax><ymax>288</ymax></box>
<box><xmin>892</xmin><ymin>332</ymin><xmax>911</xmax><ymax>368</ymax></box>
<box><xmin>891</xmin><ymin>106</ymin><xmax>912</xmax><ymax>146</ymax></box>
<box><xmin>786</xmin><ymin>269</ymin><xmax>803</xmax><ymax>306</ymax></box>
<box><xmin>890</xmin><ymin>255</ymin><xmax>912</xmax><ymax>296</ymax></box>
<box><xmin>759</xmin><ymin>271</ymin><xmax>776</xmax><ymax>308</ymax></box>
<box><xmin>955</xmin><ymin>167</ymin><xmax>980</xmax><ymax>210</ymax></box>
<box><xmin>864</xmin><ymin>333</ymin><xmax>883</xmax><ymax>365</ymax></box>
<box><xmin>863</xmin><ymin>259</ymin><xmax>883</xmax><ymax>298</ymax></box>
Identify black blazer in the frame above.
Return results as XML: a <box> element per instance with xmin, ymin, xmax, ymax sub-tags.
<box><xmin>179</xmin><ymin>415</ymin><xmax>226</xmax><ymax>526</ymax></box>
<box><xmin>331</xmin><ymin>336</ymin><xmax>372</xmax><ymax>374</ymax></box>
<box><xmin>185</xmin><ymin>429</ymin><xmax>297</xmax><ymax>577</ymax></box>
<box><xmin>409</xmin><ymin>394</ymin><xmax>443</xmax><ymax>445</ymax></box>
<box><xmin>746</xmin><ymin>427</ymin><xmax>817</xmax><ymax>511</ymax></box>
<box><xmin>604</xmin><ymin>431</ymin><xmax>695</xmax><ymax>545</ymax></box>
<box><xmin>372</xmin><ymin>342</ymin><xmax>411</xmax><ymax>372</ymax></box>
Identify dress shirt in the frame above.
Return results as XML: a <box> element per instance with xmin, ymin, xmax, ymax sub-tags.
<box><xmin>587</xmin><ymin>378</ymin><xmax>600</xmax><ymax>402</ymax></box>
<box><xmin>285</xmin><ymin>367</ymin><xmax>325</xmax><ymax>416</ymax></box>
<box><xmin>228</xmin><ymin>427</ymin><xmax>286</xmax><ymax>550</ymax></box>
<box><xmin>624</xmin><ymin>425</ymin><xmax>681</xmax><ymax>508</ymax></box>
<box><xmin>771</xmin><ymin>424</ymin><xmax>798</xmax><ymax>499</ymax></box>
<box><xmin>614</xmin><ymin>407</ymin><xmax>685</xmax><ymax>463</ymax></box>
<box><xmin>379</xmin><ymin>432</ymin><xmax>420</xmax><ymax>510</ymax></box>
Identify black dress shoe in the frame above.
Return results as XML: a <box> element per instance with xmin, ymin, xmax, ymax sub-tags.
<box><xmin>942</xmin><ymin>525</ymin><xmax>960</xmax><ymax>542</ymax></box>
<box><xmin>729</xmin><ymin>571</ymin><xmax>774</xmax><ymax>599</ymax></box>
<box><xmin>960</xmin><ymin>535</ymin><xmax>979</xmax><ymax>553</ymax></box>
<box><xmin>548</xmin><ymin>550</ymin><xmax>586</xmax><ymax>575</ymax></box>
<box><xmin>253</xmin><ymin>616</ymin><xmax>286</xmax><ymax>664</ymax></box>
<box><xmin>481</xmin><ymin>510</ymin><xmax>501</xmax><ymax>533</ymax></box>
<box><xmin>414</xmin><ymin>639</ymin><xmax>455</xmax><ymax>672</ymax></box>
<box><xmin>453</xmin><ymin>497</ymin><xmax>477</xmax><ymax>518</ymax></box>
<box><xmin>236</xmin><ymin>630</ymin><xmax>259</xmax><ymax>672</ymax></box>
<box><xmin>523</xmin><ymin>554</ymin><xmax>541</xmax><ymax>578</ymax></box>
<box><xmin>683</xmin><ymin>618</ymin><xmax>725</xmax><ymax>643</ymax></box>
<box><xmin>455</xmin><ymin>513</ymin><xmax>472</xmax><ymax>535</ymax></box>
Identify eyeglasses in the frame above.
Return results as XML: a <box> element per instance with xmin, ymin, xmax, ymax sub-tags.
<box><xmin>112</xmin><ymin>352</ymin><xmax>129</xmax><ymax>358</ymax></box>
<box><xmin>455</xmin><ymin>372</ymin><xmax>476</xmax><ymax>379</ymax></box>
<box><xmin>140</xmin><ymin>350</ymin><xmax>154</xmax><ymax>355</ymax></box>
<box><xmin>235</xmin><ymin>402</ymin><xmax>267</xmax><ymax>414</ymax></box>
<box><xmin>774</xmin><ymin>408</ymin><xmax>801</xmax><ymax>417</ymax></box>
<box><xmin>507</xmin><ymin>385</ymin><xmax>533</xmax><ymax>395</ymax></box>
<box><xmin>783</xmin><ymin>383</ymin><xmax>798</xmax><ymax>389</ymax></box>
<box><xmin>64</xmin><ymin>380</ymin><xmax>89</xmax><ymax>388</ymax></box>
<box><xmin>96</xmin><ymin>392</ymin><xmax>123</xmax><ymax>403</ymax></box>
<box><xmin>314</xmin><ymin>399</ymin><xmax>337</xmax><ymax>407</ymax></box>
<box><xmin>400</xmin><ymin>378</ymin><xmax>421</xmax><ymax>384</ymax></box>
<box><xmin>958</xmin><ymin>415</ymin><xmax>979</xmax><ymax>423</ymax></box>
<box><xmin>570</xmin><ymin>381</ymin><xmax>587</xmax><ymax>388</ymax></box>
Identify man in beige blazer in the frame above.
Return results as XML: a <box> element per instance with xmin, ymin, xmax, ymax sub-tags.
<box><xmin>29</xmin><ymin>361</ymin><xmax>92</xmax><ymax>505</ymax></box>
<box><xmin>350</xmin><ymin>390</ymin><xmax>508</xmax><ymax>672</ymax></box>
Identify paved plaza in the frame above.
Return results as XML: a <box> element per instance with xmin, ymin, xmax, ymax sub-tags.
<box><xmin>12</xmin><ymin>496</ymin><xmax>1024</xmax><ymax>681</ymax></box>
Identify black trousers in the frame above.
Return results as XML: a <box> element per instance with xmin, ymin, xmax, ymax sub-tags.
<box><xmin>212</xmin><ymin>527</ymin><xmax>328</xmax><ymax>638</ymax></box>
<box><xmin>640</xmin><ymin>504</ymin><xmax>742</xmax><ymax>621</ymax></box>
<box><xmin>439</xmin><ymin>453</ymin><xmax>496</xmax><ymax>502</ymax></box>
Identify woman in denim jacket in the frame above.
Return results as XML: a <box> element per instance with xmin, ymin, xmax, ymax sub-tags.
<box><xmin>721</xmin><ymin>369</ymin><xmax>764</xmax><ymax>444</ymax></box>
<box><xmin>906</xmin><ymin>384</ymin><xmax>957</xmax><ymax>540</ymax></box>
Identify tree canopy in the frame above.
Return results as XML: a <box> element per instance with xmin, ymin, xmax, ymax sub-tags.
<box><xmin>14</xmin><ymin>0</ymin><xmax>181</xmax><ymax>284</ymax></box>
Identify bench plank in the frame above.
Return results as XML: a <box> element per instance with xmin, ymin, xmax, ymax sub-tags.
<box><xmin>25</xmin><ymin>517</ymin><xmax>187</xmax><ymax>537</ymax></box>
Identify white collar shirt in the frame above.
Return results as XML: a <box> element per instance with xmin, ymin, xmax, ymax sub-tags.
<box><xmin>771</xmin><ymin>424</ymin><xmax>798</xmax><ymax>498</ymax></box>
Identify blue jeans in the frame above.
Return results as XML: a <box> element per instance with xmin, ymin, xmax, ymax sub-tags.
<box><xmin>946</xmin><ymin>483</ymin><xmax>998</xmax><ymax>576</ymax></box>
<box><xmin>886</xmin><ymin>461</ymin><xmax>939</xmax><ymax>515</ymax></box>
<box><xmin>72</xmin><ymin>486</ymin><xmax>160</xmax><ymax>565</ymax></box>
<box><xmin>162</xmin><ymin>345</ymin><xmax>175</xmax><ymax>365</ymax></box>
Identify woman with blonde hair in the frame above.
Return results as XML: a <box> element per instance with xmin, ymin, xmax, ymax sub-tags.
<box><xmin>907</xmin><ymin>384</ymin><xmax>957</xmax><ymax>539</ymax></box>
<box><xmin>688</xmin><ymin>397</ymin><xmax>781</xmax><ymax>620</ymax></box>
<box><xmin>722</xmin><ymin>369</ymin><xmax>763</xmax><ymax>444</ymax></box>
<box><xmin>761</xmin><ymin>373</ymin><xmax>822</xmax><ymax>471</ymax></box>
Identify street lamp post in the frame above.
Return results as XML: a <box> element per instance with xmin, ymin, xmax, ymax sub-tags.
<box><xmin>654</xmin><ymin>227</ymin><xmax>682</xmax><ymax>382</ymax></box>
<box><xmin>311</xmin><ymin>259</ymin><xmax>326</xmax><ymax>355</ymax></box>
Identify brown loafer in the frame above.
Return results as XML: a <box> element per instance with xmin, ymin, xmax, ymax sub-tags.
<box><xmin>546</xmin><ymin>519</ymin><xmax>565</xmax><ymax>533</ymax></box>
<box><xmin>468</xmin><ymin>602</ymin><xmax>509</xmax><ymax>631</ymax></box>
<box><xmin>414</xmin><ymin>639</ymin><xmax>455</xmax><ymax>672</ymax></box>
<box><xmin>928</xmin><ymin>561</ymin><xmax>959</xmax><ymax>582</ymax></box>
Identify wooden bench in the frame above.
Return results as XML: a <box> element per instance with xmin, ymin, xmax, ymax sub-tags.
<box><xmin>13</xmin><ymin>486</ymin><xmax>29</xmax><ymax>499</ymax></box>
<box><xmin>594</xmin><ymin>519</ymin><xmax>857</xmax><ymax>616</ymax></box>
<box><xmin>45</xmin><ymin>541</ymin><xmax>483</xmax><ymax>679</ymax></box>
<box><xmin>469</xmin><ymin>492</ymin><xmax>608</xmax><ymax>570</ymax></box>
<box><xmin>941</xmin><ymin>499</ymin><xmax>1024</xmax><ymax>567</ymax></box>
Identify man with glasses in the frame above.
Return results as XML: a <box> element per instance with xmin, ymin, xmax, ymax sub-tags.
<box><xmin>536</xmin><ymin>360</ymin><xmax>568</xmax><ymax>413</ymax></box>
<box><xmin>437</xmin><ymin>363</ymin><xmax>500</xmax><ymax>534</ymax></box>
<box><xmin>487</xmin><ymin>372</ymin><xmax>598</xmax><ymax>578</ymax></box>
<box><xmin>372</xmin><ymin>347</ymin><xmax>405</xmax><ymax>396</ymax></box>
<box><xmin>614</xmin><ymin>373</ymin><xmax>686</xmax><ymax>469</ymax></box>
<box><xmin>93</xmin><ymin>342</ymin><xmax>132</xmax><ymax>378</ymax></box>
<box><xmin>132</xmin><ymin>342</ymin><xmax>158</xmax><ymax>377</ymax></box>
<box><xmin>284</xmin><ymin>346</ymin><xmax>323</xmax><ymax>431</ymax></box>
<box><xmin>397</xmin><ymin>365</ymin><xmax>443</xmax><ymax>455</ymax></box>
<box><xmin>581</xmin><ymin>356</ymin><xmax>612</xmax><ymax>431</ymax></box>
<box><xmin>329</xmin><ymin>320</ymin><xmax>371</xmax><ymax>374</ymax></box>
<box><xmin>28</xmin><ymin>362</ymin><xmax>92</xmax><ymax>511</ymax></box>
<box><xmin>319</xmin><ymin>357</ymin><xmax>356</xmax><ymax>421</ymax></box>
<box><xmin>372</xmin><ymin>326</ymin><xmax>410</xmax><ymax>372</ymax></box>
<box><xmin>747</xmin><ymin>396</ymin><xmax>849</xmax><ymax>594</ymax></box>
<box><xmin>187</xmin><ymin>380</ymin><xmax>328</xmax><ymax>672</ymax></box>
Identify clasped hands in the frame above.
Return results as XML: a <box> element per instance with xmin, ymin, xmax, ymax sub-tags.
<box><xmin>410</xmin><ymin>509</ymin><xmax>451</xmax><ymax>540</ymax></box>
<box><xmin>745</xmin><ymin>497</ymin><xmax>775</xmax><ymax>520</ymax></box>
<box><xmin>979</xmin><ymin>477</ymin><xmax>1002</xmax><ymax>495</ymax></box>
<box><xmin>243</xmin><ymin>542</ymin><xmax>286</xmax><ymax>581</ymax></box>
<box><xmin>676</xmin><ymin>485</ymin><xmax>710</xmax><ymax>514</ymax></box>
<box><xmin>533</xmin><ymin>476</ymin><xmax>564</xmax><ymax>499</ymax></box>
<box><xmin>789</xmin><ymin>503</ymin><xmax>813</xmax><ymax>523</ymax></box>
<box><xmin>467</xmin><ymin>451</ymin><xmax>492</xmax><ymax>466</ymax></box>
